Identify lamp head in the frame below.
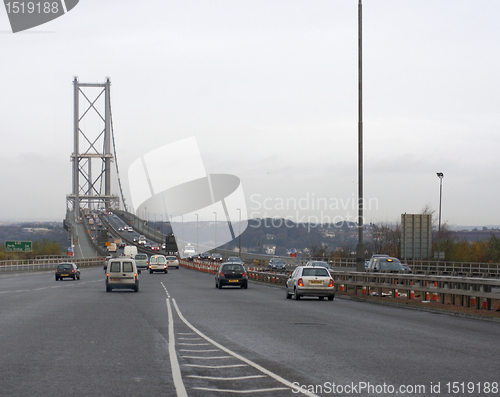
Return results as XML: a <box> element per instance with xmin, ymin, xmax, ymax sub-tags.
<box><xmin>436</xmin><ymin>172</ymin><xmax>444</xmax><ymax>178</ymax></box>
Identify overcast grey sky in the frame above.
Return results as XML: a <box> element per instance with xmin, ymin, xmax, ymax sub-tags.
<box><xmin>1</xmin><ymin>0</ymin><xmax>499</xmax><ymax>226</ymax></box>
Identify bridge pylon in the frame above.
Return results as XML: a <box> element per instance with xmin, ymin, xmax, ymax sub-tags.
<box><xmin>66</xmin><ymin>77</ymin><xmax>120</xmax><ymax>222</ymax></box>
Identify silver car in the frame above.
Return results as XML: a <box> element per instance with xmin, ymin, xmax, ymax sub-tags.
<box><xmin>286</xmin><ymin>266</ymin><xmax>334</xmax><ymax>301</ymax></box>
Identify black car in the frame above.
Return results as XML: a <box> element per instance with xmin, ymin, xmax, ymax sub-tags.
<box><xmin>267</xmin><ymin>258</ymin><xmax>286</xmax><ymax>271</ymax></box>
<box><xmin>211</xmin><ymin>253</ymin><xmax>223</xmax><ymax>262</ymax></box>
<box><xmin>215</xmin><ymin>262</ymin><xmax>248</xmax><ymax>289</ymax></box>
<box><xmin>366</xmin><ymin>257</ymin><xmax>404</xmax><ymax>273</ymax></box>
<box><xmin>200</xmin><ymin>251</ymin><xmax>211</xmax><ymax>260</ymax></box>
<box><xmin>55</xmin><ymin>263</ymin><xmax>80</xmax><ymax>281</ymax></box>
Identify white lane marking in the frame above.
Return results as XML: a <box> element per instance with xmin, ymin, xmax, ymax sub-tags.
<box><xmin>166</xmin><ymin>298</ymin><xmax>188</xmax><ymax>397</ymax></box>
<box><xmin>193</xmin><ymin>387</ymin><xmax>289</xmax><ymax>394</ymax></box>
<box><xmin>178</xmin><ymin>343</ymin><xmax>211</xmax><ymax>346</ymax></box>
<box><xmin>171</xmin><ymin>299</ymin><xmax>319</xmax><ymax>397</ymax></box>
<box><xmin>187</xmin><ymin>375</ymin><xmax>266</xmax><ymax>381</ymax></box>
<box><xmin>35</xmin><ymin>287</ymin><xmax>48</xmax><ymax>291</ymax></box>
<box><xmin>179</xmin><ymin>349</ymin><xmax>220</xmax><ymax>353</ymax></box>
<box><xmin>181</xmin><ymin>356</ymin><xmax>232</xmax><ymax>360</ymax></box>
<box><xmin>183</xmin><ymin>364</ymin><xmax>248</xmax><ymax>369</ymax></box>
<box><xmin>177</xmin><ymin>332</ymin><xmax>195</xmax><ymax>335</ymax></box>
<box><xmin>178</xmin><ymin>337</ymin><xmax>201</xmax><ymax>340</ymax></box>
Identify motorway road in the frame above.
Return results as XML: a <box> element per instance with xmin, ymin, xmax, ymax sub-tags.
<box><xmin>1</xmin><ymin>267</ymin><xmax>499</xmax><ymax>397</ymax></box>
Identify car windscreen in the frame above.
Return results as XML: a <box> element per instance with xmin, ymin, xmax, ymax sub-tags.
<box><xmin>302</xmin><ymin>268</ymin><xmax>329</xmax><ymax>277</ymax></box>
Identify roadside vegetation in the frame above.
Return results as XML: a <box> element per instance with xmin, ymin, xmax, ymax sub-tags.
<box><xmin>0</xmin><ymin>239</ymin><xmax>62</xmax><ymax>261</ymax></box>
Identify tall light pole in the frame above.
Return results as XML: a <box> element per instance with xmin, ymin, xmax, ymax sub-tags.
<box><xmin>237</xmin><ymin>208</ymin><xmax>242</xmax><ymax>257</ymax></box>
<box><xmin>213</xmin><ymin>212</ymin><xmax>217</xmax><ymax>253</ymax></box>
<box><xmin>356</xmin><ymin>0</ymin><xmax>365</xmax><ymax>272</ymax></box>
<box><xmin>436</xmin><ymin>172</ymin><xmax>444</xmax><ymax>259</ymax></box>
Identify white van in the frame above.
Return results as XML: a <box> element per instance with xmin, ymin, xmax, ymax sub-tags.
<box><xmin>123</xmin><ymin>245</ymin><xmax>138</xmax><ymax>258</ymax></box>
<box><xmin>149</xmin><ymin>255</ymin><xmax>168</xmax><ymax>274</ymax></box>
<box><xmin>105</xmin><ymin>258</ymin><xmax>139</xmax><ymax>292</ymax></box>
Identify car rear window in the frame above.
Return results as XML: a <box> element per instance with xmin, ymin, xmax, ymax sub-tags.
<box><xmin>123</xmin><ymin>262</ymin><xmax>134</xmax><ymax>272</ymax></box>
<box><xmin>135</xmin><ymin>254</ymin><xmax>147</xmax><ymax>260</ymax></box>
<box><xmin>109</xmin><ymin>262</ymin><xmax>121</xmax><ymax>272</ymax></box>
<box><xmin>302</xmin><ymin>268</ymin><xmax>329</xmax><ymax>277</ymax></box>
<box><xmin>156</xmin><ymin>257</ymin><xmax>166</xmax><ymax>264</ymax></box>
<box><xmin>57</xmin><ymin>264</ymin><xmax>72</xmax><ymax>271</ymax></box>
<box><xmin>166</xmin><ymin>256</ymin><xmax>176</xmax><ymax>260</ymax></box>
<box><xmin>222</xmin><ymin>264</ymin><xmax>244</xmax><ymax>272</ymax></box>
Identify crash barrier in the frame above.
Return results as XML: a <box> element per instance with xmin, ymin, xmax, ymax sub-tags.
<box><xmin>179</xmin><ymin>258</ymin><xmax>500</xmax><ymax>310</ymax></box>
<box><xmin>333</xmin><ymin>271</ymin><xmax>500</xmax><ymax>310</ymax></box>
<box><xmin>0</xmin><ymin>257</ymin><xmax>105</xmax><ymax>272</ymax></box>
<box><xmin>405</xmin><ymin>260</ymin><xmax>500</xmax><ymax>278</ymax></box>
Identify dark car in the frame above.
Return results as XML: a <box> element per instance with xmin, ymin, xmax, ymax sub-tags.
<box><xmin>367</xmin><ymin>257</ymin><xmax>404</xmax><ymax>272</ymax></box>
<box><xmin>227</xmin><ymin>257</ymin><xmax>244</xmax><ymax>264</ymax></box>
<box><xmin>55</xmin><ymin>263</ymin><xmax>80</xmax><ymax>281</ymax></box>
<box><xmin>211</xmin><ymin>253</ymin><xmax>223</xmax><ymax>262</ymax></box>
<box><xmin>267</xmin><ymin>258</ymin><xmax>286</xmax><ymax>271</ymax></box>
<box><xmin>401</xmin><ymin>264</ymin><xmax>412</xmax><ymax>273</ymax></box>
<box><xmin>215</xmin><ymin>262</ymin><xmax>248</xmax><ymax>289</ymax></box>
<box><xmin>200</xmin><ymin>251</ymin><xmax>211</xmax><ymax>260</ymax></box>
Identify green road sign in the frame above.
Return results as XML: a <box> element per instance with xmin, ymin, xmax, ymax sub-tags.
<box><xmin>5</xmin><ymin>241</ymin><xmax>32</xmax><ymax>252</ymax></box>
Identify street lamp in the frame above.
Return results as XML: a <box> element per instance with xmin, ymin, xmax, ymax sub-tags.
<box><xmin>237</xmin><ymin>208</ymin><xmax>242</xmax><ymax>257</ymax></box>
<box><xmin>355</xmin><ymin>0</ymin><xmax>365</xmax><ymax>272</ymax></box>
<box><xmin>213</xmin><ymin>212</ymin><xmax>217</xmax><ymax>253</ymax></box>
<box><xmin>436</xmin><ymin>172</ymin><xmax>444</xmax><ymax>260</ymax></box>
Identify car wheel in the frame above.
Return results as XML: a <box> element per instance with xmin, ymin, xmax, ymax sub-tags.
<box><xmin>150</xmin><ymin>270</ymin><xmax>153</xmax><ymax>274</ymax></box>
<box><xmin>319</xmin><ymin>296</ymin><xmax>325</xmax><ymax>300</ymax></box>
<box><xmin>177</xmin><ymin>266</ymin><xmax>179</xmax><ymax>269</ymax></box>
<box><xmin>215</xmin><ymin>281</ymin><xmax>219</xmax><ymax>288</ymax></box>
<box><xmin>73</xmin><ymin>275</ymin><xmax>76</xmax><ymax>280</ymax></box>
<box><xmin>134</xmin><ymin>285</ymin><xmax>139</xmax><ymax>293</ymax></box>
<box><xmin>294</xmin><ymin>289</ymin><xmax>301</xmax><ymax>300</ymax></box>
<box><xmin>328</xmin><ymin>295</ymin><xmax>334</xmax><ymax>301</ymax></box>
<box><xmin>285</xmin><ymin>288</ymin><xmax>292</xmax><ymax>299</ymax></box>
<box><xmin>55</xmin><ymin>276</ymin><xmax>58</xmax><ymax>281</ymax></box>
<box><xmin>218</xmin><ymin>282</ymin><xmax>223</xmax><ymax>289</ymax></box>
<box><xmin>106</xmin><ymin>285</ymin><xmax>112</xmax><ymax>292</ymax></box>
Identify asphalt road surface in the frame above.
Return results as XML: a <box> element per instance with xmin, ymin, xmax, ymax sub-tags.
<box><xmin>1</xmin><ymin>267</ymin><xmax>499</xmax><ymax>397</ymax></box>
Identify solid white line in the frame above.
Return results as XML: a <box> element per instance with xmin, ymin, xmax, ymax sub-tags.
<box><xmin>183</xmin><ymin>364</ymin><xmax>247</xmax><ymax>369</ymax></box>
<box><xmin>181</xmin><ymin>356</ymin><xmax>232</xmax><ymax>360</ymax></box>
<box><xmin>187</xmin><ymin>375</ymin><xmax>266</xmax><ymax>381</ymax></box>
<box><xmin>166</xmin><ymin>298</ymin><xmax>188</xmax><ymax>397</ymax></box>
<box><xmin>193</xmin><ymin>387</ymin><xmax>289</xmax><ymax>394</ymax></box>
<box><xmin>171</xmin><ymin>299</ymin><xmax>319</xmax><ymax>397</ymax></box>
<box><xmin>179</xmin><ymin>349</ymin><xmax>220</xmax><ymax>353</ymax></box>
<box><xmin>177</xmin><ymin>343</ymin><xmax>210</xmax><ymax>346</ymax></box>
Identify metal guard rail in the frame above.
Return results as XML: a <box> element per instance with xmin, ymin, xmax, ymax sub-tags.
<box><xmin>0</xmin><ymin>257</ymin><xmax>105</xmax><ymax>272</ymax></box>
<box><xmin>179</xmin><ymin>259</ymin><xmax>500</xmax><ymax>310</ymax></box>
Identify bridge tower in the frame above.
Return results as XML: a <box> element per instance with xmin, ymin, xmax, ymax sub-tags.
<box><xmin>66</xmin><ymin>77</ymin><xmax>120</xmax><ymax>222</ymax></box>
